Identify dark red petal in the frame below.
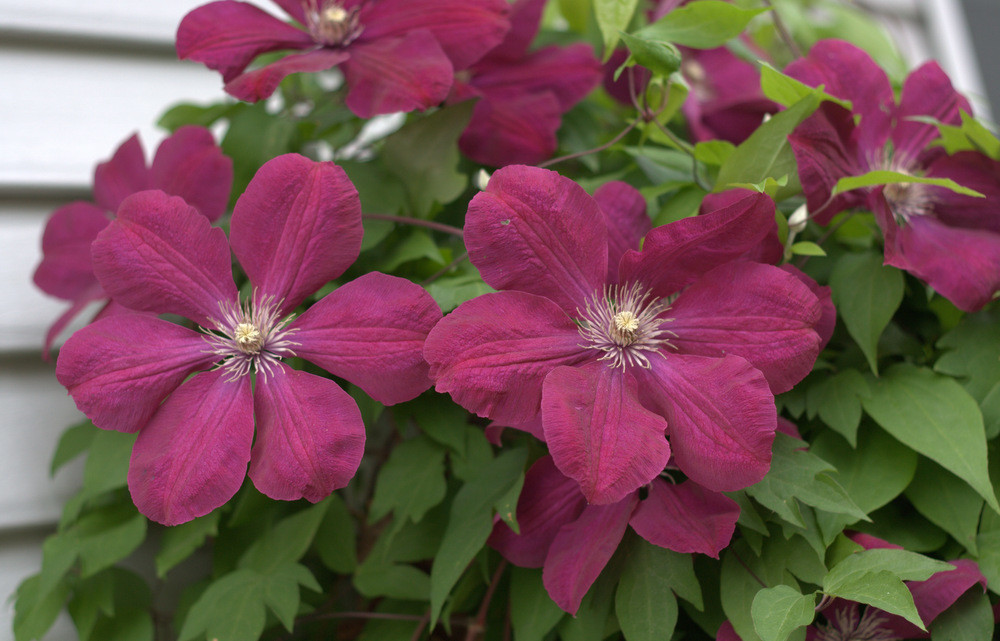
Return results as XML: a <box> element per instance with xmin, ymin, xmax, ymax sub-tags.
<box><xmin>472</xmin><ymin>44</ymin><xmax>601</xmax><ymax>111</ymax></box>
<box><xmin>894</xmin><ymin>61</ymin><xmax>972</xmax><ymax>166</ymax></box>
<box><xmin>594</xmin><ymin>181</ymin><xmax>650</xmax><ymax>282</ymax></box>
<box><xmin>630</xmin><ymin>479</ymin><xmax>740</xmax><ymax>557</ymax></box>
<box><xmin>458</xmin><ymin>90</ymin><xmax>561</xmax><ymax>167</ymax></box>
<box><xmin>225</xmin><ymin>48</ymin><xmax>348</xmax><ymax>103</ymax></box>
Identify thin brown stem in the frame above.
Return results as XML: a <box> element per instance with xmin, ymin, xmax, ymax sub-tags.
<box><xmin>409</xmin><ymin>609</ymin><xmax>430</xmax><ymax>641</ymax></box>
<box><xmin>464</xmin><ymin>560</ymin><xmax>509</xmax><ymax>641</ymax></box>
<box><xmin>421</xmin><ymin>250</ymin><xmax>470</xmax><ymax>286</ymax></box>
<box><xmin>762</xmin><ymin>0</ymin><xmax>803</xmax><ymax>59</ymax></box>
<box><xmin>363</xmin><ymin>213</ymin><xmax>464</xmax><ymax>238</ymax></box>
<box><xmin>794</xmin><ymin>210</ymin><xmax>856</xmax><ymax>268</ymax></box>
<box><xmin>537</xmin><ymin>120</ymin><xmax>638</xmax><ymax>169</ymax></box>
<box><xmin>732</xmin><ymin>551</ymin><xmax>768</xmax><ymax>588</ymax></box>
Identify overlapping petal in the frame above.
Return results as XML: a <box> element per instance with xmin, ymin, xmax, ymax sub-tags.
<box><xmin>424</xmin><ymin>291</ymin><xmax>591</xmax><ymax>425</ymax></box>
<box><xmin>892</xmin><ymin>61</ymin><xmax>971</xmax><ymax>165</ymax></box>
<box><xmin>93</xmin><ymin>135</ymin><xmax>152</xmax><ymax>212</ymax></box>
<box><xmin>635</xmin><ymin>354</ymin><xmax>776</xmax><ymax>492</ymax></box>
<box><xmin>542</xmin><ymin>363</ymin><xmax>670</xmax><ymax>504</ymax></box>
<box><xmin>225</xmin><ymin>48</ymin><xmax>349</xmax><ymax>106</ymax></box>
<box><xmin>593</xmin><ymin>181</ymin><xmax>650</xmax><ymax>280</ymax></box>
<box><xmin>466</xmin><ymin>166</ymin><xmax>608</xmax><ymax>312</ymax></box>
<box><xmin>459</xmin><ymin>90</ymin><xmax>562</xmax><ymax>167</ymax></box>
<box><xmin>249</xmin><ymin>364</ymin><xmax>366</xmax><ymax>502</ymax></box>
<box><xmin>629</xmin><ymin>479</ymin><xmax>740</xmax><ymax>557</ymax></box>
<box><xmin>91</xmin><ymin>190</ymin><xmax>238</xmax><ymax>328</ymax></box>
<box><xmin>229</xmin><ymin>154</ymin><xmax>362</xmax><ymax>314</ymax></box>
<box><xmin>149</xmin><ymin>125</ymin><xmax>233</xmax><ymax>221</ymax></box>
<box><xmin>56</xmin><ymin>315</ymin><xmax>217</xmax><ymax>434</ymax></box>
<box><xmin>128</xmin><ymin>368</ymin><xmax>254</xmax><ymax>525</ymax></box>
<box><xmin>291</xmin><ymin>272</ymin><xmax>441</xmax><ymax>405</ymax></box>
<box><xmin>33</xmin><ymin>202</ymin><xmax>108</xmax><ymax>300</ymax></box>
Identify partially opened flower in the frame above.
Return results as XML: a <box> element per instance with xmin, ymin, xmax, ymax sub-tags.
<box><xmin>425</xmin><ymin>166</ymin><xmax>824</xmax><ymax>507</ymax></box>
<box><xmin>451</xmin><ymin>0</ymin><xmax>602</xmax><ymax>166</ymax></box>
<box><xmin>177</xmin><ymin>0</ymin><xmax>510</xmax><ymax>117</ymax></box>
<box><xmin>787</xmin><ymin>39</ymin><xmax>1000</xmax><ymax>311</ymax></box>
<box><xmin>33</xmin><ymin>127</ymin><xmax>232</xmax><ymax>353</ymax></box>
<box><xmin>56</xmin><ymin>153</ymin><xmax>441</xmax><ymax>525</ymax></box>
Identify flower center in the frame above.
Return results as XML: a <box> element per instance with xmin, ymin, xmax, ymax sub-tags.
<box><xmin>577</xmin><ymin>283</ymin><xmax>675</xmax><ymax>370</ymax></box>
<box><xmin>203</xmin><ymin>294</ymin><xmax>300</xmax><ymax>381</ymax></box>
<box><xmin>815</xmin><ymin>605</ymin><xmax>897</xmax><ymax>641</ymax></box>
<box><xmin>877</xmin><ymin>158</ymin><xmax>935</xmax><ymax>226</ymax></box>
<box><xmin>306</xmin><ymin>1</ymin><xmax>363</xmax><ymax>47</ymax></box>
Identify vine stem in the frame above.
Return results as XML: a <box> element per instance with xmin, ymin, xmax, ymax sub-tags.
<box><xmin>761</xmin><ymin>0</ymin><xmax>803</xmax><ymax>59</ymax></box>
<box><xmin>464</xmin><ymin>560</ymin><xmax>509</xmax><ymax>641</ymax></box>
<box><xmin>409</xmin><ymin>609</ymin><xmax>430</xmax><ymax>641</ymax></box>
<box><xmin>537</xmin><ymin>120</ymin><xmax>639</xmax><ymax>169</ymax></box>
<box><xmin>421</xmin><ymin>250</ymin><xmax>470</xmax><ymax>286</ymax></box>
<box><xmin>362</xmin><ymin>212</ymin><xmax>464</xmax><ymax>238</ymax></box>
<box><xmin>794</xmin><ymin>210</ymin><xmax>856</xmax><ymax>268</ymax></box>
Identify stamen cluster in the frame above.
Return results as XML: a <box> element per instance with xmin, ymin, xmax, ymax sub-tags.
<box><xmin>305</xmin><ymin>0</ymin><xmax>364</xmax><ymax>47</ymax></box>
<box><xmin>577</xmin><ymin>282</ymin><xmax>675</xmax><ymax>370</ymax></box>
<box><xmin>203</xmin><ymin>295</ymin><xmax>299</xmax><ymax>381</ymax></box>
<box><xmin>815</xmin><ymin>606</ymin><xmax>895</xmax><ymax>641</ymax></box>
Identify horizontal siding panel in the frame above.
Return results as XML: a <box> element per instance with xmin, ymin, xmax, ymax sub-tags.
<box><xmin>0</xmin><ymin>45</ymin><xmax>226</xmax><ymax>189</ymax></box>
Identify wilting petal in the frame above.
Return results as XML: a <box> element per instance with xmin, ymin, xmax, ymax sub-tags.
<box><xmin>669</xmin><ymin>262</ymin><xmax>822</xmax><ymax>393</ymax></box>
<box><xmin>542</xmin><ymin>363</ymin><xmax>670</xmax><ymax>505</ymax></box>
<box><xmin>635</xmin><ymin>354</ymin><xmax>776</xmax><ymax>492</ymax></box>
<box><xmin>56</xmin><ymin>315</ymin><xmax>217</xmax><ymax>433</ymax></box>
<box><xmin>359</xmin><ymin>0</ymin><xmax>509</xmax><ymax>70</ymax></box>
<box><xmin>149</xmin><ymin>126</ymin><xmax>232</xmax><ymax>221</ymax></box>
<box><xmin>129</xmin><ymin>368</ymin><xmax>253</xmax><ymax>525</ymax></box>
<box><xmin>93</xmin><ymin>135</ymin><xmax>151</xmax><ymax>212</ymax></box>
<box><xmin>543</xmin><ymin>495</ymin><xmax>638</xmax><ymax>614</ymax></box>
<box><xmin>229</xmin><ymin>154</ymin><xmax>362</xmax><ymax>314</ymax></box>
<box><xmin>488</xmin><ymin>455</ymin><xmax>587</xmax><ymax>567</ymax></box>
<box><xmin>342</xmin><ymin>32</ymin><xmax>454</xmax><ymax>118</ymax></box>
<box><xmin>619</xmin><ymin>190</ymin><xmax>775</xmax><ymax>298</ymax></box>
<box><xmin>594</xmin><ymin>181</ymin><xmax>650</xmax><ymax>281</ymax></box>
<box><xmin>176</xmin><ymin>0</ymin><xmax>315</xmax><ymax>82</ymax></box>
<box><xmin>91</xmin><ymin>190</ymin><xmax>238</xmax><ymax>328</ymax></box>
<box><xmin>466</xmin><ymin>165</ymin><xmax>608</xmax><ymax>313</ymax></box>
<box><xmin>424</xmin><ymin>291</ymin><xmax>592</xmax><ymax>425</ymax></box>
<box><xmin>225</xmin><ymin>48</ymin><xmax>349</xmax><ymax>103</ymax></box>
<box><xmin>250</xmin><ymin>364</ymin><xmax>366</xmax><ymax>502</ymax></box>
<box><xmin>459</xmin><ymin>90</ymin><xmax>562</xmax><ymax>167</ymax></box>
<box><xmin>291</xmin><ymin>272</ymin><xmax>441</xmax><ymax>405</ymax></box>
<box><xmin>34</xmin><ymin>202</ymin><xmax>109</xmax><ymax>300</ymax></box>
<box><xmin>629</xmin><ymin>479</ymin><xmax>740</xmax><ymax>557</ymax></box>
<box><xmin>893</xmin><ymin>61</ymin><xmax>971</xmax><ymax>166</ymax></box>
<box><xmin>891</xmin><ymin>215</ymin><xmax>1000</xmax><ymax>312</ymax></box>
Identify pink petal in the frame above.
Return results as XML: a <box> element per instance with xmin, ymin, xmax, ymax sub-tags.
<box><xmin>91</xmin><ymin>190</ymin><xmax>238</xmax><ymax>328</ymax></box>
<box><xmin>484</xmin><ymin>0</ymin><xmax>545</xmax><ymax>61</ymax></box>
<box><xmin>618</xmin><ymin>189</ymin><xmax>776</xmax><ymax>298</ymax></box>
<box><xmin>466</xmin><ymin>165</ymin><xmax>608</xmax><ymax>313</ymax></box>
<box><xmin>341</xmin><ymin>32</ymin><xmax>454</xmax><ymax>118</ymax></box>
<box><xmin>472</xmin><ymin>44</ymin><xmax>602</xmax><ymax>111</ymax></box>
<box><xmin>225</xmin><ymin>48</ymin><xmax>349</xmax><ymax>103</ymax></box>
<box><xmin>781</xmin><ymin>264</ymin><xmax>835</xmax><ymax>350</ymax></box>
<box><xmin>55</xmin><ymin>315</ymin><xmax>217</xmax><ymax>434</ymax></box>
<box><xmin>634</xmin><ymin>354</ymin><xmax>776</xmax><ymax>492</ymax></box>
<box><xmin>270</xmin><ymin>0</ymin><xmax>307</xmax><ymax>24</ymax></box>
<box><xmin>924</xmin><ymin>151</ymin><xmax>1000</xmax><ymax>234</ymax></box>
<box><xmin>423</xmin><ymin>291</ymin><xmax>591</xmax><ymax>425</ymax></box>
<box><xmin>176</xmin><ymin>0</ymin><xmax>315</xmax><ymax>82</ymax></box>
<box><xmin>149</xmin><ymin>125</ymin><xmax>233</xmax><ymax>221</ymax></box>
<box><xmin>129</xmin><ymin>368</ymin><xmax>253</xmax><ymax>525</ymax></box>
<box><xmin>33</xmin><ymin>202</ymin><xmax>109</xmax><ymax>300</ymax></box>
<box><xmin>629</xmin><ymin>479</ymin><xmax>740</xmax><ymax>557</ymax></box>
<box><xmin>458</xmin><ymin>90</ymin><xmax>562</xmax><ymax>166</ymax></box>
<box><xmin>290</xmin><ymin>272</ymin><xmax>442</xmax><ymax>405</ymax></box>
<box><xmin>542</xmin><ymin>363</ymin><xmax>670</xmax><ymax>505</ymax></box>
<box><xmin>877</xmin><ymin>559</ymin><xmax>987</xmax><ymax>638</ymax></box>
<box><xmin>893</xmin><ymin>61</ymin><xmax>971</xmax><ymax>166</ymax></box>
<box><xmin>488</xmin><ymin>455</ymin><xmax>588</xmax><ymax>567</ymax></box>
<box><xmin>716</xmin><ymin>621</ymin><xmax>741</xmax><ymax>641</ymax></box>
<box><xmin>543</xmin><ymin>495</ymin><xmax>638</xmax><ymax>614</ymax></box>
<box><xmin>593</xmin><ymin>181</ymin><xmax>650</xmax><ymax>281</ymax></box>
<box><xmin>359</xmin><ymin>0</ymin><xmax>509</xmax><ymax>70</ymax></box>
<box><xmin>668</xmin><ymin>261</ymin><xmax>822</xmax><ymax>393</ymax></box>
<box><xmin>93</xmin><ymin>135</ymin><xmax>151</xmax><ymax>212</ymax></box>
<box><xmin>249</xmin><ymin>364</ymin><xmax>365</xmax><ymax>502</ymax></box>
<box><xmin>700</xmin><ymin>191</ymin><xmax>782</xmax><ymax>264</ymax></box>
<box><xmin>42</xmin><ymin>283</ymin><xmax>106</xmax><ymax>356</ymax></box>
<box><xmin>229</xmin><ymin>154</ymin><xmax>362</xmax><ymax>314</ymax></box>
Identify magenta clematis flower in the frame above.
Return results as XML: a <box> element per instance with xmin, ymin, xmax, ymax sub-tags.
<box><xmin>56</xmin><ymin>154</ymin><xmax>441</xmax><ymax>525</ymax></box>
<box><xmin>33</xmin><ymin>127</ymin><xmax>232</xmax><ymax>354</ymax></box>
<box><xmin>176</xmin><ymin>0</ymin><xmax>510</xmax><ymax>117</ymax></box>
<box><xmin>489</xmin><ymin>454</ymin><xmax>740</xmax><ymax>613</ymax></box>
<box><xmin>424</xmin><ymin>165</ymin><xmax>824</xmax><ymax>508</ymax></box>
<box><xmin>787</xmin><ymin>39</ymin><xmax>1000</xmax><ymax>311</ymax></box>
<box><xmin>450</xmin><ymin>0</ymin><xmax>601</xmax><ymax>166</ymax></box>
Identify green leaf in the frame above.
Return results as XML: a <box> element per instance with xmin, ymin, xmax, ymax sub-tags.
<box><xmin>74</xmin><ymin>503</ymin><xmax>147</xmax><ymax>578</ymax></box>
<box><xmin>829</xmin><ymin>252</ymin><xmax>904</xmax><ymax>374</ymax></box>
<box><xmin>618</xmin><ymin>32</ymin><xmax>682</xmax><ymax>76</ymax></box>
<box><xmin>750</xmin><ymin>585</ymin><xmax>814</xmax><ymax>641</ymax></box>
<box><xmin>759</xmin><ymin>63</ymin><xmax>851</xmax><ymax>109</ymax></box>
<box><xmin>694</xmin><ymin>140</ymin><xmax>736</xmax><ymax>166</ymax></box>
<box><xmin>594</xmin><ymin>0</ymin><xmax>640</xmax><ymax>60</ymax></box>
<box><xmin>79</xmin><ymin>569</ymin><xmax>153</xmax><ymax>641</ymax></box>
<box><xmin>861</xmin><ymin>364</ymin><xmax>999</xmax><ymax>512</ymax></box>
<box><xmin>930</xmin><ymin>587</ymin><xmax>995</xmax><ymax>641</ymax></box>
<box><xmin>429</xmin><ymin>447</ymin><xmax>527</xmax><ymax>625</ymax></box>
<box><xmin>354</xmin><ymin>560</ymin><xmax>431</xmax><ymax>601</ymax></box>
<box><xmin>382</xmin><ymin>102</ymin><xmax>473</xmax><ymax>217</ymax></box>
<box><xmin>238</xmin><ymin>499</ymin><xmax>329</xmax><ymax>574</ymax></box>
<box><xmin>790</xmin><ymin>241</ymin><xmax>826</xmax><ymax>256</ymax></box>
<box><xmin>263</xmin><ymin>563</ymin><xmax>319</xmax><ymax>631</ymax></box>
<box><xmin>178</xmin><ymin>570</ymin><xmax>266</xmax><ymax>641</ymax></box>
<box><xmin>222</xmin><ymin>102</ymin><xmax>296</xmax><ymax>195</ymax></box>
<box><xmin>715</xmin><ymin>92</ymin><xmax>821</xmax><ymax>199</ymax></box>
<box><xmin>158</xmin><ymin>101</ymin><xmax>234</xmax><ymax>132</ymax></box>
<box><xmin>905</xmin><ymin>458</ymin><xmax>983</xmax><ymax>554</ymax></box>
<box><xmin>380</xmin><ymin>229</ymin><xmax>446</xmax><ymax>271</ymax></box>
<box><xmin>427</xmin><ymin>269</ymin><xmax>496</xmax><ymax>313</ymax></box>
<box><xmin>824</xmin><ymin>570</ymin><xmax>924</xmax><ymax>630</ymax></box>
<box><xmin>509</xmin><ymin>567</ymin><xmax>565</xmax><ymax>641</ymax></box>
<box><xmin>314</xmin><ymin>493</ymin><xmax>357</xmax><ymax>573</ymax></box>
<box><xmin>832</xmin><ymin>170</ymin><xmax>984</xmax><ymax>198</ymax></box>
<box><xmin>156</xmin><ymin>511</ymin><xmax>220</xmax><ymax>578</ymax></box>
<box><xmin>935</xmin><ymin>318</ymin><xmax>1000</xmax><ymax>439</ymax></box>
<box><xmin>637</xmin><ymin>1</ymin><xmax>769</xmax><ymax>48</ymax></box>
<box><xmin>369</xmin><ymin>436</ymin><xmax>448</xmax><ymax>523</ymax></box>
<box><xmin>824</xmin><ymin>548</ymin><xmax>955</xmax><ymax>592</ymax></box>
<box><xmin>50</xmin><ymin>419</ymin><xmax>97</xmax><ymax>476</ymax></box>
<box><xmin>616</xmin><ymin>539</ymin><xmax>680</xmax><ymax>641</ymax></box>
<box><xmin>805</xmin><ymin>369</ymin><xmax>870</xmax><ymax>446</ymax></box>
<box><xmin>557</xmin><ymin>0</ymin><xmax>592</xmax><ymax>32</ymax></box>
<box><xmin>13</xmin><ymin>574</ymin><xmax>70</xmax><ymax>641</ymax></box>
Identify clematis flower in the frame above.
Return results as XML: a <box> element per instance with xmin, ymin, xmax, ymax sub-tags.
<box><xmin>33</xmin><ymin>127</ymin><xmax>232</xmax><ymax>354</ymax></box>
<box><xmin>787</xmin><ymin>39</ymin><xmax>1000</xmax><ymax>311</ymax></box>
<box><xmin>424</xmin><ymin>165</ymin><xmax>824</xmax><ymax>508</ymax></box>
<box><xmin>176</xmin><ymin>0</ymin><xmax>510</xmax><ymax>117</ymax></box>
<box><xmin>450</xmin><ymin>0</ymin><xmax>602</xmax><ymax>166</ymax></box>
<box><xmin>489</xmin><ymin>454</ymin><xmax>740</xmax><ymax>613</ymax></box>
<box><xmin>56</xmin><ymin>153</ymin><xmax>441</xmax><ymax>525</ymax></box>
